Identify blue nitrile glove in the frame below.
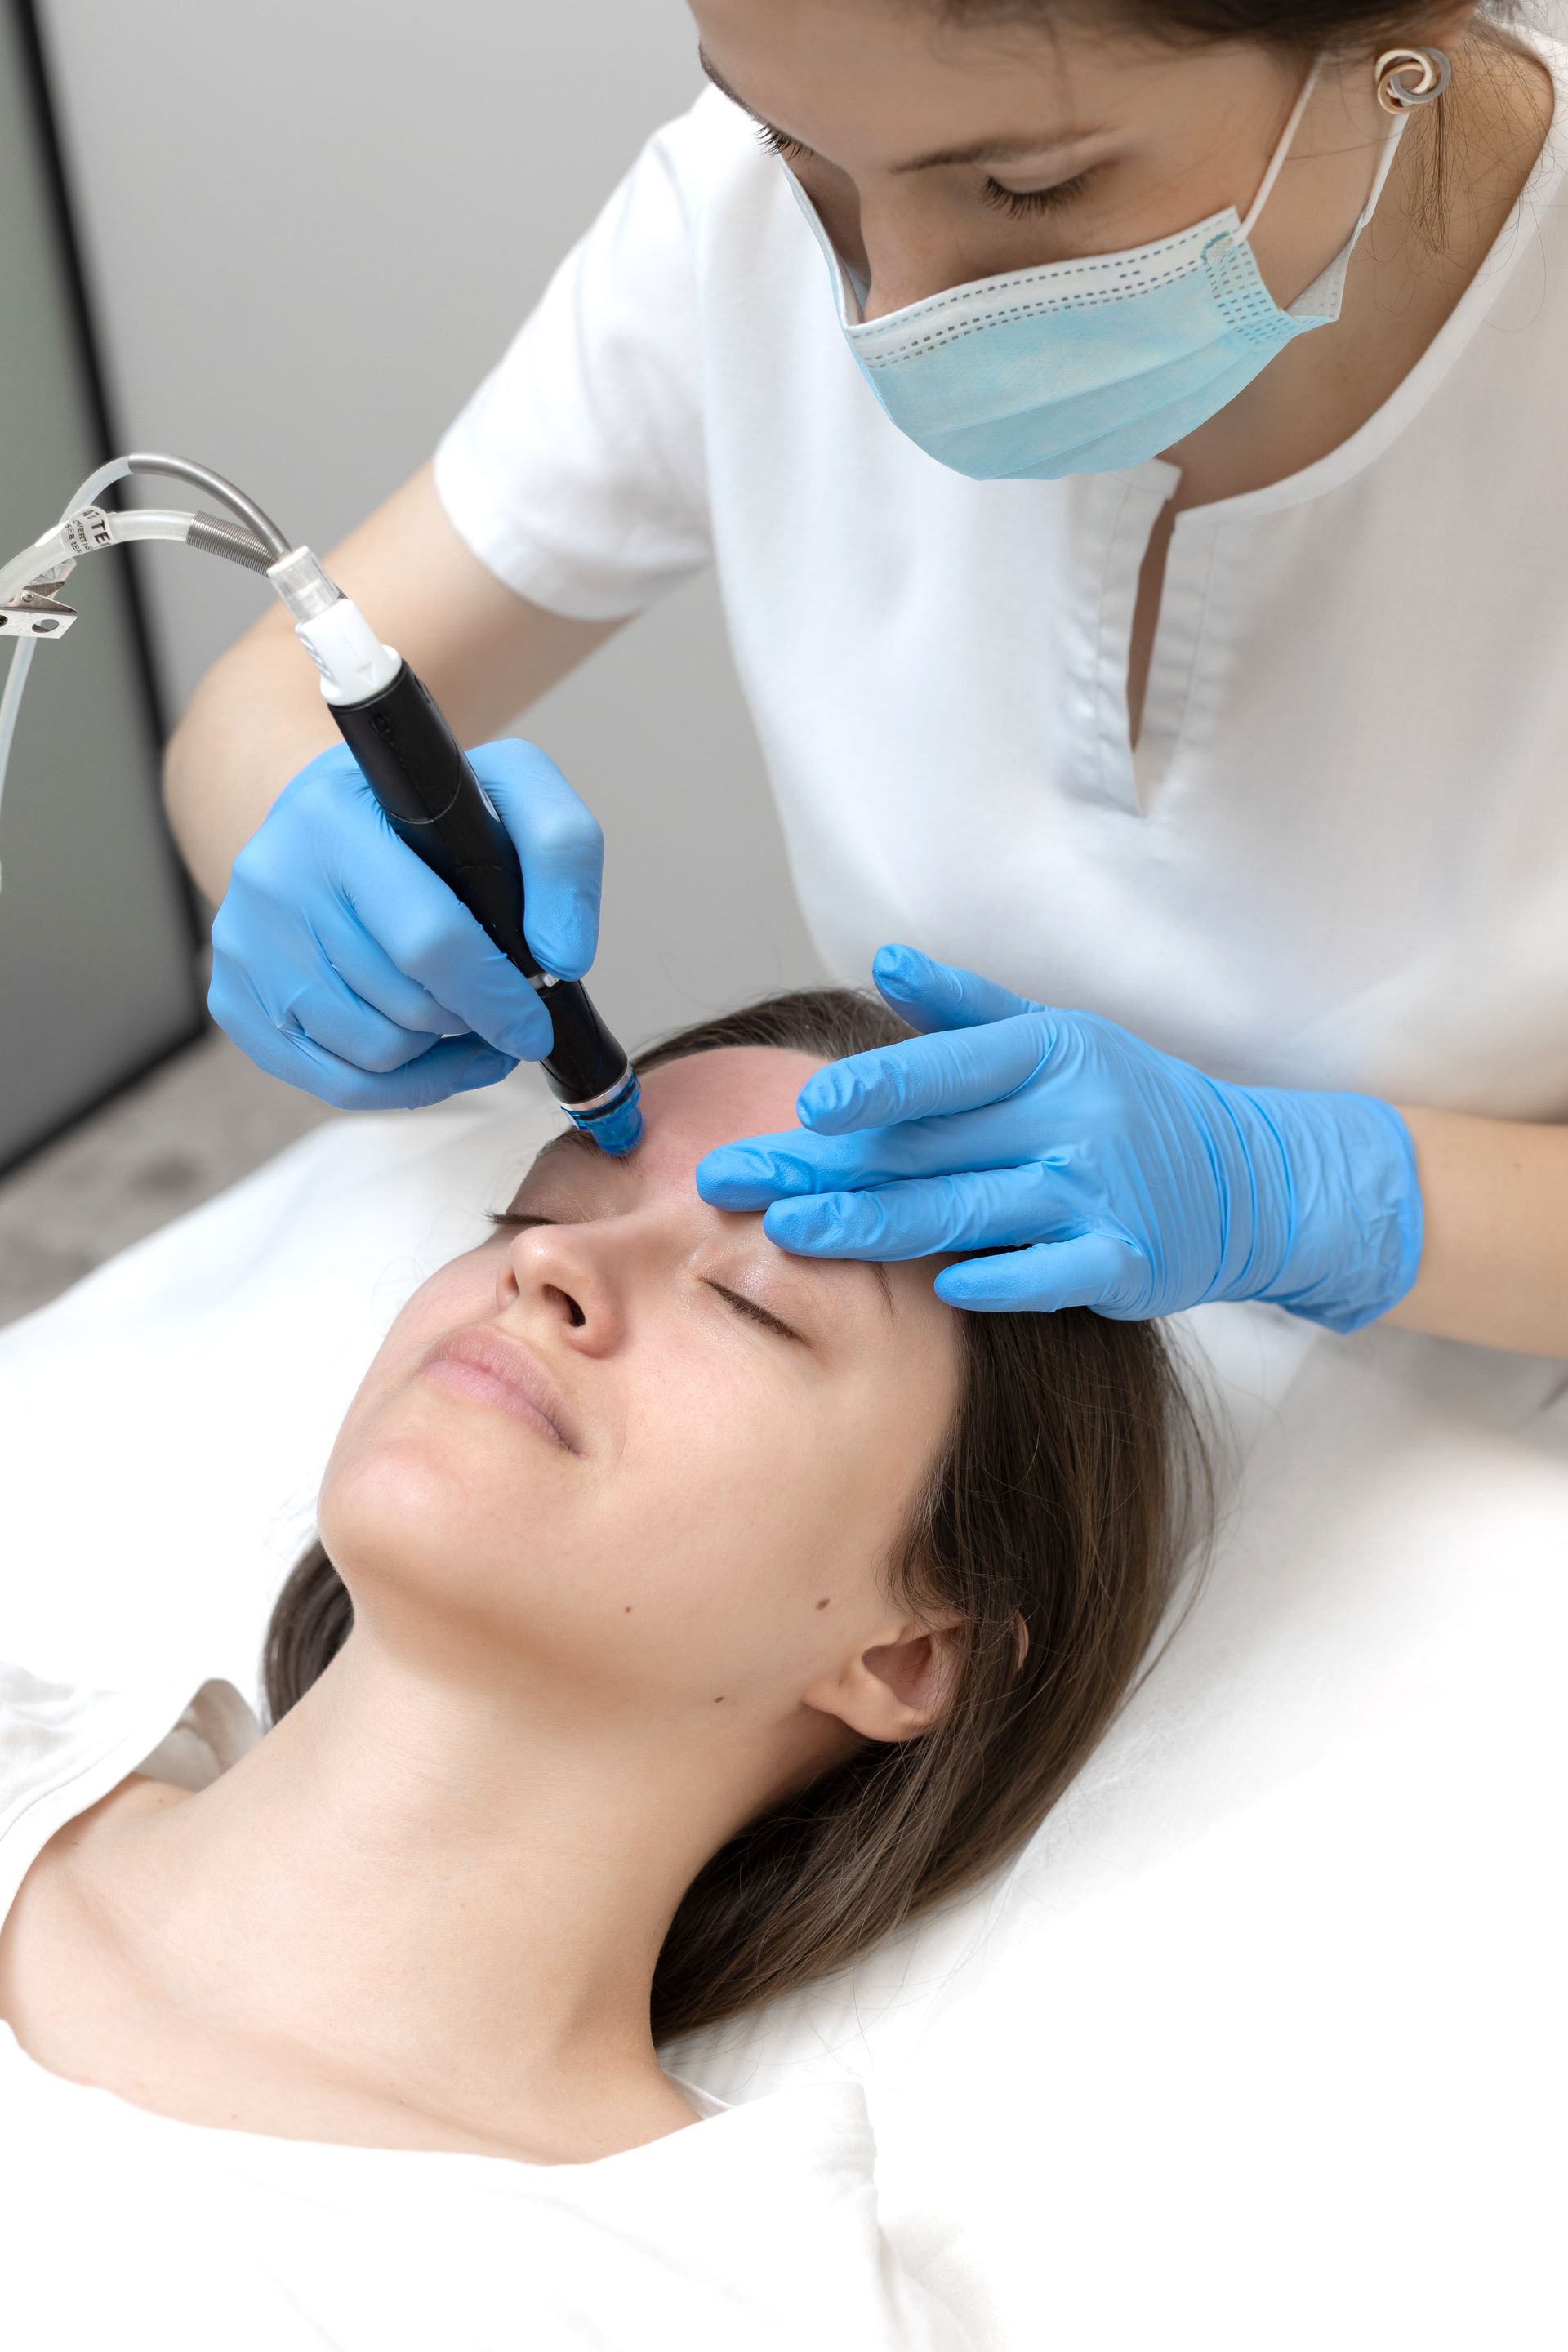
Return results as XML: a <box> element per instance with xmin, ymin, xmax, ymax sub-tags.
<box><xmin>208</xmin><ymin>737</ymin><xmax>602</xmax><ymax>1109</ymax></box>
<box><xmin>697</xmin><ymin>946</ymin><xmax>1423</xmax><ymax>1331</ymax></box>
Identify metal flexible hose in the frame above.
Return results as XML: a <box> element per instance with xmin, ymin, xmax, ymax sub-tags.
<box><xmin>124</xmin><ymin>453</ymin><xmax>292</xmax><ymax>559</ymax></box>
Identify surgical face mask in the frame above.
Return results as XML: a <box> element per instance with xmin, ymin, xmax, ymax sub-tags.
<box><xmin>786</xmin><ymin>62</ymin><xmax>1407</xmax><ymax>481</ymax></box>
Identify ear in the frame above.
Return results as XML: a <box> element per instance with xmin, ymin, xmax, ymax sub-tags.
<box><xmin>803</xmin><ymin>1610</ymin><xmax>965</xmax><ymax>1745</ymax></box>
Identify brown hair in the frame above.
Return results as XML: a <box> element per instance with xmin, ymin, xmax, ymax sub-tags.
<box><xmin>265</xmin><ymin>987</ymin><xmax>1209</xmax><ymax>2043</ymax></box>
<box><xmin>943</xmin><ymin>0</ymin><xmax>1518</xmax><ymax>37</ymax></box>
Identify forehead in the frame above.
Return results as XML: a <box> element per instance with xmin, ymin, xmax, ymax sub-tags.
<box><xmin>587</xmin><ymin>1045</ymin><xmax>825</xmax><ymax>1192</ymax></box>
<box><xmin>691</xmin><ymin>0</ymin><xmax>1175</xmax><ymax>150</ymax></box>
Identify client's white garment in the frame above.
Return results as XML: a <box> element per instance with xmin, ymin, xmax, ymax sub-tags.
<box><xmin>0</xmin><ymin>1662</ymin><xmax>969</xmax><ymax>2351</ymax></box>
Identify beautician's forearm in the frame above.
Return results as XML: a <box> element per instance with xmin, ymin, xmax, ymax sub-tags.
<box><xmin>164</xmin><ymin>616</ymin><xmax>339</xmax><ymax>904</ymax></box>
<box><xmin>1383</xmin><ymin>1107</ymin><xmax>1568</xmax><ymax>1355</ymax></box>
<box><xmin>163</xmin><ymin>461</ymin><xmax>620</xmax><ymax>904</ymax></box>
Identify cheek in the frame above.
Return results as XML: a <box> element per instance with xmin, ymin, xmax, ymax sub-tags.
<box><xmin>599</xmin><ymin>1337</ymin><xmax>825</xmax><ymax>1568</ymax></box>
<box><xmin>599</xmin><ymin>1337</ymin><xmax>945</xmax><ymax>1656</ymax></box>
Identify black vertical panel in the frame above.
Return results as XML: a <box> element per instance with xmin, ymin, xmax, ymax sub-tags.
<box><xmin>0</xmin><ymin>0</ymin><xmax>203</xmax><ymax>1174</ymax></box>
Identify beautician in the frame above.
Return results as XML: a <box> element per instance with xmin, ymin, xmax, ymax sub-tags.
<box><xmin>167</xmin><ymin>1</ymin><xmax>1568</xmax><ymax>1354</ymax></box>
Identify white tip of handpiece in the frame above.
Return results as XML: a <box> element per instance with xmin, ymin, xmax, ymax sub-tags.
<box><xmin>293</xmin><ymin>599</ymin><xmax>400</xmax><ymax>706</ymax></box>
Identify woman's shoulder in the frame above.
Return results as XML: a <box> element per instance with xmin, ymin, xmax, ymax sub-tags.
<box><xmin>0</xmin><ymin>1768</ymin><xmax>187</xmax><ymax>2051</ymax></box>
<box><xmin>0</xmin><ymin>1658</ymin><xmax>256</xmax><ymax>1913</ymax></box>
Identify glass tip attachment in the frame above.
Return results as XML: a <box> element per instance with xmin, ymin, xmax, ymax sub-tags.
<box><xmin>568</xmin><ymin>1073</ymin><xmax>643</xmax><ymax>1157</ymax></box>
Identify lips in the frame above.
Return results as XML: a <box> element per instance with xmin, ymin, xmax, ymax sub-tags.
<box><xmin>421</xmin><ymin>1325</ymin><xmax>582</xmax><ymax>1454</ymax></box>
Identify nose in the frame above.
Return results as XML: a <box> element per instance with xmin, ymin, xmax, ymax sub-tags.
<box><xmin>796</xmin><ymin>167</ymin><xmax>940</xmax><ymax>323</ymax></box>
<box><xmin>841</xmin><ymin>187</ymin><xmax>969</xmax><ymax>324</ymax></box>
<box><xmin>497</xmin><ymin>1223</ymin><xmax>626</xmax><ymax>1356</ymax></box>
<box><xmin>857</xmin><ymin>236</ymin><xmax>929</xmax><ymax>320</ymax></box>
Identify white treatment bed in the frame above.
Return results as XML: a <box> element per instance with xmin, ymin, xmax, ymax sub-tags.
<box><xmin>1</xmin><ymin>1075</ymin><xmax>1561</xmax><ymax>2349</ymax></box>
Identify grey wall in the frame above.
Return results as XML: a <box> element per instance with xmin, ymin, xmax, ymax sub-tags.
<box><xmin>0</xmin><ymin>1</ymin><xmax>200</xmax><ymax>1168</ymax></box>
<box><xmin>35</xmin><ymin>0</ymin><xmax>826</xmax><ymax>1045</ymax></box>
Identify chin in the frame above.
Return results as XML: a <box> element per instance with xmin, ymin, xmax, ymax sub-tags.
<box><xmin>318</xmin><ymin>1441</ymin><xmax>453</xmax><ymax>1585</ymax></box>
<box><xmin>315</xmin><ymin>1435</ymin><xmax>626</xmax><ymax>1692</ymax></box>
<box><xmin>323</xmin><ymin>1347</ymin><xmax>607</xmax><ymax>1632</ymax></box>
<box><xmin>318</xmin><ymin>1402</ymin><xmax>526</xmax><ymax>1594</ymax></box>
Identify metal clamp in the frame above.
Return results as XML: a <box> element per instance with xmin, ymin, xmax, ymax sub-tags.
<box><xmin>0</xmin><ymin>590</ymin><xmax>79</xmax><ymax>639</ymax></box>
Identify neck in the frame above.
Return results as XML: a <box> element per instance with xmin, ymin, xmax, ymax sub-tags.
<box><xmin>105</xmin><ymin>1617</ymin><xmax>777</xmax><ymax>2149</ymax></box>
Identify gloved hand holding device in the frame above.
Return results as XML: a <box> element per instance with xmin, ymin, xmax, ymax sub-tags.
<box><xmin>1</xmin><ymin>450</ymin><xmax>638</xmax><ymax>1147</ymax></box>
<box><xmin>697</xmin><ymin>945</ymin><xmax>1424</xmax><ymax>1332</ymax></box>
<box><xmin>208</xmin><ymin>734</ymin><xmax>604</xmax><ymax>1112</ymax></box>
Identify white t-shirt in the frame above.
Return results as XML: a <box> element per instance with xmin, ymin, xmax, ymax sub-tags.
<box><xmin>0</xmin><ymin>1661</ymin><xmax>970</xmax><ymax>2351</ymax></box>
<box><xmin>434</xmin><ymin>51</ymin><xmax>1568</xmax><ymax>1121</ymax></box>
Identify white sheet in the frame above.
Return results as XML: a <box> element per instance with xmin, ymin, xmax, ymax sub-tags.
<box><xmin>1</xmin><ymin>1073</ymin><xmax>1563</xmax><ymax>2348</ymax></box>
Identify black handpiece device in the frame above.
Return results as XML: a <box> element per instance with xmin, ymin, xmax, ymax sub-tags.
<box><xmin>330</xmin><ymin>662</ymin><xmax>643</xmax><ymax>1154</ymax></box>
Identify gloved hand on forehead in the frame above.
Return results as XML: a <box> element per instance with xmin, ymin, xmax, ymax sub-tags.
<box><xmin>697</xmin><ymin>945</ymin><xmax>1424</xmax><ymax>1331</ymax></box>
<box><xmin>208</xmin><ymin>737</ymin><xmax>603</xmax><ymax>1110</ymax></box>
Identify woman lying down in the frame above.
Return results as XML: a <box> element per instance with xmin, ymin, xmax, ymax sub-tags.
<box><xmin>0</xmin><ymin>988</ymin><xmax>1202</xmax><ymax>2350</ymax></box>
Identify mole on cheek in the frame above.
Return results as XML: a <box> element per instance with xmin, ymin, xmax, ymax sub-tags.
<box><xmin>815</xmin><ymin>1597</ymin><xmax>831</xmax><ymax>1610</ymax></box>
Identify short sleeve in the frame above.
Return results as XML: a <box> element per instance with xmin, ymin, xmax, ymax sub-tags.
<box><xmin>433</xmin><ymin>101</ymin><xmax>715</xmax><ymax>622</ymax></box>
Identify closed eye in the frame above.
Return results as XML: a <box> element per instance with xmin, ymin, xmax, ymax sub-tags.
<box><xmin>706</xmin><ymin>1282</ymin><xmax>804</xmax><ymax>1343</ymax></box>
<box><xmin>753</xmin><ymin>110</ymin><xmax>1092</xmax><ymax>221</ymax></box>
<box><xmin>490</xmin><ymin>1210</ymin><xmax>555</xmax><ymax>1234</ymax></box>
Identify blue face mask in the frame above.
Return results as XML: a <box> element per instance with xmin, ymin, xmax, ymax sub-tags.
<box><xmin>786</xmin><ymin>62</ymin><xmax>1406</xmax><ymax>481</ymax></box>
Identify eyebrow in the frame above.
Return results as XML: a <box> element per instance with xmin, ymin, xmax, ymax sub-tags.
<box><xmin>533</xmin><ymin>1124</ymin><xmax>629</xmax><ymax>1169</ymax></box>
<box><xmin>697</xmin><ymin>47</ymin><xmax>1102</xmax><ymax>177</ymax></box>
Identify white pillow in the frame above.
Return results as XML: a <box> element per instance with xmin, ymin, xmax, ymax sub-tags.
<box><xmin>2</xmin><ymin>1078</ymin><xmax>1563</xmax><ymax>2350</ymax></box>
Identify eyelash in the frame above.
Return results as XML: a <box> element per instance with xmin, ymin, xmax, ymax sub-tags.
<box><xmin>979</xmin><ymin>171</ymin><xmax>1093</xmax><ymax>219</ymax></box>
<box><xmin>488</xmin><ymin>1213</ymin><xmax>803</xmax><ymax>1343</ymax></box>
<box><xmin>708</xmin><ymin>1285</ymin><xmax>802</xmax><ymax>1343</ymax></box>
<box><xmin>755</xmin><ymin>123</ymin><xmax>807</xmax><ymax>163</ymax></box>
<box><xmin>755</xmin><ymin>122</ymin><xmax>1091</xmax><ymax>220</ymax></box>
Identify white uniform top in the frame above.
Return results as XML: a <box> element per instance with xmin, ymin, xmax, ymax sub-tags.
<box><xmin>0</xmin><ymin>1661</ymin><xmax>969</xmax><ymax>2352</ymax></box>
<box><xmin>434</xmin><ymin>47</ymin><xmax>1568</xmax><ymax>1122</ymax></box>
